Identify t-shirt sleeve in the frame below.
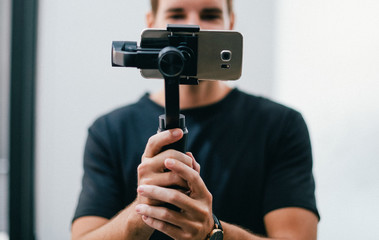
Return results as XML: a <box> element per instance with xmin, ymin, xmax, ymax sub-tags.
<box><xmin>73</xmin><ymin>116</ymin><xmax>125</xmax><ymax>222</ymax></box>
<box><xmin>263</xmin><ymin>110</ymin><xmax>320</xmax><ymax>219</ymax></box>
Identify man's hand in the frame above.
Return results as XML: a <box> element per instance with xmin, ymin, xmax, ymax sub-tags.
<box><xmin>135</xmin><ymin>157</ymin><xmax>214</xmax><ymax>240</ymax></box>
<box><xmin>71</xmin><ymin>128</ymin><xmax>201</xmax><ymax>240</ymax></box>
<box><xmin>137</xmin><ymin>128</ymin><xmax>197</xmax><ymax>206</ymax></box>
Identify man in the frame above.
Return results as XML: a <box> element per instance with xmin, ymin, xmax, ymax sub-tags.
<box><xmin>71</xmin><ymin>0</ymin><xmax>319</xmax><ymax>239</ymax></box>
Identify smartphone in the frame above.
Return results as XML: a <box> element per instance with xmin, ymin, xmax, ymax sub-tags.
<box><xmin>139</xmin><ymin>28</ymin><xmax>243</xmax><ymax>81</ymax></box>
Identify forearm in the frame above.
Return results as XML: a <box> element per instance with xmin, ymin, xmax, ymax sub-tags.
<box><xmin>72</xmin><ymin>201</ymin><xmax>154</xmax><ymax>240</ymax></box>
<box><xmin>222</xmin><ymin>221</ymin><xmax>284</xmax><ymax>240</ymax></box>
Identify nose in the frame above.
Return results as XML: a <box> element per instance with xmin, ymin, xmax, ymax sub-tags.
<box><xmin>186</xmin><ymin>12</ymin><xmax>201</xmax><ymax>26</ymax></box>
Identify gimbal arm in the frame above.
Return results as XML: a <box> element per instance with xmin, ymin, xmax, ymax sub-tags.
<box><xmin>112</xmin><ymin>41</ymin><xmax>160</xmax><ymax>69</ymax></box>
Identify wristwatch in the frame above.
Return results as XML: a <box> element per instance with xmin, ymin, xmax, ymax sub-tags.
<box><xmin>206</xmin><ymin>214</ymin><xmax>223</xmax><ymax>240</ymax></box>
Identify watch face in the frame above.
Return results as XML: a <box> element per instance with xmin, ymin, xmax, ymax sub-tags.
<box><xmin>210</xmin><ymin>230</ymin><xmax>223</xmax><ymax>240</ymax></box>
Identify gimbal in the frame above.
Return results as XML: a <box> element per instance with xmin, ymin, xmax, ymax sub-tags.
<box><xmin>112</xmin><ymin>24</ymin><xmax>203</xmax><ymax>153</ymax></box>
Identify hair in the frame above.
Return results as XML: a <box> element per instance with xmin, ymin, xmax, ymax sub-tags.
<box><xmin>150</xmin><ymin>0</ymin><xmax>234</xmax><ymax>15</ymax></box>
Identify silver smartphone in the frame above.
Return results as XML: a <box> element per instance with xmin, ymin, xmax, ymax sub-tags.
<box><xmin>139</xmin><ymin>28</ymin><xmax>243</xmax><ymax>81</ymax></box>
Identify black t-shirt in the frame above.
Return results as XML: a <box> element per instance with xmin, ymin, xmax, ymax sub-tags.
<box><xmin>73</xmin><ymin>88</ymin><xmax>319</xmax><ymax>237</ymax></box>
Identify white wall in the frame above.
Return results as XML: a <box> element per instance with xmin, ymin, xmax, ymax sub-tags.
<box><xmin>274</xmin><ymin>0</ymin><xmax>379</xmax><ymax>239</ymax></box>
<box><xmin>0</xmin><ymin>0</ymin><xmax>11</xmax><ymax>235</ymax></box>
<box><xmin>35</xmin><ymin>1</ymin><xmax>275</xmax><ymax>239</ymax></box>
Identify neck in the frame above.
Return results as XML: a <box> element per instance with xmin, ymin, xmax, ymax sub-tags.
<box><xmin>150</xmin><ymin>81</ymin><xmax>232</xmax><ymax>109</ymax></box>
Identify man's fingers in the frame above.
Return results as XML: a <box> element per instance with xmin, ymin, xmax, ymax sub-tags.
<box><xmin>140</xmin><ymin>215</ymin><xmax>184</xmax><ymax>240</ymax></box>
<box><xmin>164</xmin><ymin>159</ymin><xmax>210</xmax><ymax>199</ymax></box>
<box><xmin>143</xmin><ymin>129</ymin><xmax>183</xmax><ymax>158</ymax></box>
<box><xmin>139</xmin><ymin>150</ymin><xmax>193</xmax><ymax>173</ymax></box>
<box><xmin>142</xmin><ymin>171</ymin><xmax>189</xmax><ymax>189</ymax></box>
<box><xmin>137</xmin><ymin>185</ymin><xmax>195</xmax><ymax>212</ymax></box>
<box><xmin>135</xmin><ymin>204</ymin><xmax>185</xmax><ymax>228</ymax></box>
<box><xmin>186</xmin><ymin>152</ymin><xmax>200</xmax><ymax>173</ymax></box>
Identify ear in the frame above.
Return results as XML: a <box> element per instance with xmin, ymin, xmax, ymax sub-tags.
<box><xmin>229</xmin><ymin>12</ymin><xmax>235</xmax><ymax>30</ymax></box>
<box><xmin>146</xmin><ymin>11</ymin><xmax>154</xmax><ymax>28</ymax></box>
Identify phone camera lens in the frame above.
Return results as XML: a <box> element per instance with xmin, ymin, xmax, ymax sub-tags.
<box><xmin>221</xmin><ymin>50</ymin><xmax>232</xmax><ymax>62</ymax></box>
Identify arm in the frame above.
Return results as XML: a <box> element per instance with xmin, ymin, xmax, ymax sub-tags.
<box><xmin>71</xmin><ymin>128</ymin><xmax>195</xmax><ymax>240</ymax></box>
<box><xmin>135</xmin><ymin>158</ymin><xmax>318</xmax><ymax>240</ymax></box>
<box><xmin>221</xmin><ymin>207</ymin><xmax>318</xmax><ymax>240</ymax></box>
<box><xmin>263</xmin><ymin>207</ymin><xmax>318</xmax><ymax>240</ymax></box>
<box><xmin>71</xmin><ymin>201</ymin><xmax>153</xmax><ymax>240</ymax></box>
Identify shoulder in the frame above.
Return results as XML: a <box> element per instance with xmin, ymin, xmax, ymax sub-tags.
<box><xmin>233</xmin><ymin>89</ymin><xmax>303</xmax><ymax>126</ymax></box>
<box><xmin>92</xmin><ymin>93</ymin><xmax>157</xmax><ymax>126</ymax></box>
<box><xmin>231</xmin><ymin>90</ymin><xmax>311</xmax><ymax>152</ymax></box>
<box><xmin>88</xmin><ymin>94</ymin><xmax>161</xmax><ymax>139</ymax></box>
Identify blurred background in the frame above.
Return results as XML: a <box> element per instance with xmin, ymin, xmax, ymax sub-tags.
<box><xmin>1</xmin><ymin>0</ymin><xmax>378</xmax><ymax>239</ymax></box>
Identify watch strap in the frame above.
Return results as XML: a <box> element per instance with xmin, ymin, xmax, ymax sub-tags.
<box><xmin>206</xmin><ymin>213</ymin><xmax>224</xmax><ymax>240</ymax></box>
<box><xmin>212</xmin><ymin>213</ymin><xmax>223</xmax><ymax>231</ymax></box>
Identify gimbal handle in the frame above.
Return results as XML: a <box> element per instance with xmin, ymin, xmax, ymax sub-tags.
<box><xmin>154</xmin><ymin>25</ymin><xmax>200</xmax><ymax>153</ymax></box>
<box><xmin>157</xmin><ymin>47</ymin><xmax>188</xmax><ymax>153</ymax></box>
